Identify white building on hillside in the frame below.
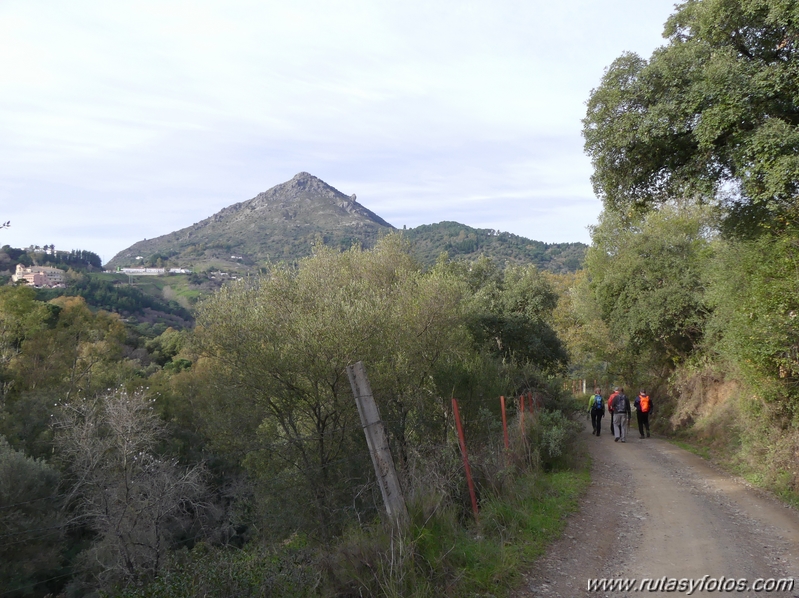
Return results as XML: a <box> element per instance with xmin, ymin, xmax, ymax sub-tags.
<box><xmin>12</xmin><ymin>264</ymin><xmax>66</xmax><ymax>287</ymax></box>
<box><xmin>118</xmin><ymin>267</ymin><xmax>192</xmax><ymax>275</ymax></box>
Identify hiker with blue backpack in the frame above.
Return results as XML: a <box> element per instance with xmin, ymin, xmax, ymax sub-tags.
<box><xmin>588</xmin><ymin>388</ymin><xmax>605</xmax><ymax>436</ymax></box>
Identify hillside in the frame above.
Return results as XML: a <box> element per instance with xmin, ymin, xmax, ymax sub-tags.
<box><xmin>106</xmin><ymin>172</ymin><xmax>586</xmax><ymax>273</ymax></box>
<box><xmin>404</xmin><ymin>222</ymin><xmax>585</xmax><ymax>272</ymax></box>
<box><xmin>106</xmin><ymin>172</ymin><xmax>393</xmax><ymax>270</ymax></box>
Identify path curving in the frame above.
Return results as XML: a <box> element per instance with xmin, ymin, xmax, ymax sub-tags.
<box><xmin>513</xmin><ymin>423</ymin><xmax>799</xmax><ymax>597</ymax></box>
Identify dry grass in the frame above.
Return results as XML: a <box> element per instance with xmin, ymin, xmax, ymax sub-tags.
<box><xmin>664</xmin><ymin>365</ymin><xmax>799</xmax><ymax>504</ymax></box>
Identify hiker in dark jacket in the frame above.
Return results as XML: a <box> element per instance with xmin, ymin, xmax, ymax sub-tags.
<box><xmin>612</xmin><ymin>388</ymin><xmax>632</xmax><ymax>443</ymax></box>
<box><xmin>588</xmin><ymin>388</ymin><xmax>604</xmax><ymax>436</ymax></box>
<box><xmin>634</xmin><ymin>390</ymin><xmax>653</xmax><ymax>438</ymax></box>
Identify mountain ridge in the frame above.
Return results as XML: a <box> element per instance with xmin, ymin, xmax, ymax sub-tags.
<box><xmin>106</xmin><ymin>173</ymin><xmax>586</xmax><ymax>273</ymax></box>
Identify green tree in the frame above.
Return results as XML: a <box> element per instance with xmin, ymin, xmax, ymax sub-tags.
<box><xmin>1</xmin><ymin>296</ymin><xmax>136</xmax><ymax>458</ymax></box>
<box><xmin>0</xmin><ymin>287</ymin><xmax>53</xmax><ymax>404</ymax></box>
<box><xmin>583</xmin><ymin>204</ymin><xmax>714</xmax><ymax>383</ymax></box>
<box><xmin>546</xmin><ymin>270</ymin><xmax>617</xmax><ymax>386</ymax></box>
<box><xmin>194</xmin><ymin>236</ymin><xmax>469</xmax><ymax>539</ymax></box>
<box><xmin>705</xmin><ymin>226</ymin><xmax>799</xmax><ymax>398</ymax></box>
<box><xmin>578</xmin><ymin>0</ymin><xmax>799</xmax><ymax>498</ymax></box>
<box><xmin>583</xmin><ymin>0</ymin><xmax>799</xmax><ymax>233</ymax></box>
<box><xmin>444</xmin><ymin>256</ymin><xmax>568</xmax><ymax>377</ymax></box>
<box><xmin>0</xmin><ymin>436</ymin><xmax>63</xmax><ymax>598</ymax></box>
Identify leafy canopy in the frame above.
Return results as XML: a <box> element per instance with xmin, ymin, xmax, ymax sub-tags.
<box><xmin>582</xmin><ymin>204</ymin><xmax>715</xmax><ymax>381</ymax></box>
<box><xmin>583</xmin><ymin>0</ymin><xmax>799</xmax><ymax>233</ymax></box>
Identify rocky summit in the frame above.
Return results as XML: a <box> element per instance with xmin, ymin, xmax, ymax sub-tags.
<box><xmin>106</xmin><ymin>173</ymin><xmax>394</xmax><ymax>270</ymax></box>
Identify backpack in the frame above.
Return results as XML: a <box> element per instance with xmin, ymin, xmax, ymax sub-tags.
<box><xmin>593</xmin><ymin>394</ymin><xmax>603</xmax><ymax>411</ymax></box>
<box><xmin>639</xmin><ymin>395</ymin><xmax>651</xmax><ymax>413</ymax></box>
<box><xmin>615</xmin><ymin>393</ymin><xmax>629</xmax><ymax>412</ymax></box>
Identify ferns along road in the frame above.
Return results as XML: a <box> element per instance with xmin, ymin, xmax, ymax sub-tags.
<box><xmin>514</xmin><ymin>425</ymin><xmax>799</xmax><ymax>597</ymax></box>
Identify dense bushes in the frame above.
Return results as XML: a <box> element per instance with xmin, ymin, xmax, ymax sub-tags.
<box><xmin>189</xmin><ymin>236</ymin><xmax>568</xmax><ymax>541</ymax></box>
<box><xmin>0</xmin><ymin>437</ymin><xmax>63</xmax><ymax>597</ymax></box>
<box><xmin>112</xmin><ymin>543</ymin><xmax>320</xmax><ymax>598</ymax></box>
<box><xmin>0</xmin><ymin>234</ymin><xmax>579</xmax><ymax>596</ymax></box>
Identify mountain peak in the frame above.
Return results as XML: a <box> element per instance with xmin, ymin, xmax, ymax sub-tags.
<box><xmin>250</xmin><ymin>172</ymin><xmax>350</xmax><ymax>204</ymax></box>
<box><xmin>242</xmin><ymin>173</ymin><xmax>391</xmax><ymax>226</ymax></box>
<box><xmin>106</xmin><ymin>173</ymin><xmax>394</xmax><ymax>269</ymax></box>
<box><xmin>288</xmin><ymin>171</ymin><xmax>327</xmax><ymax>189</ymax></box>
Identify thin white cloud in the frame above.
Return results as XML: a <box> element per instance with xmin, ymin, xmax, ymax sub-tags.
<box><xmin>0</xmin><ymin>0</ymin><xmax>677</xmax><ymax>261</ymax></box>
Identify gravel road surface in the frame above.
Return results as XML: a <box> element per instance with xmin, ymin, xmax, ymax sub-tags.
<box><xmin>513</xmin><ymin>423</ymin><xmax>799</xmax><ymax>597</ymax></box>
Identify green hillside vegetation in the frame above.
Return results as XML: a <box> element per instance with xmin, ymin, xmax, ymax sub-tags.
<box><xmin>404</xmin><ymin>221</ymin><xmax>586</xmax><ymax>272</ymax></box>
<box><xmin>98</xmin><ymin>272</ymin><xmax>209</xmax><ymax>309</ymax></box>
<box><xmin>0</xmin><ymin>234</ymin><xmax>586</xmax><ymax>597</ymax></box>
<box><xmin>105</xmin><ymin>173</ymin><xmax>586</xmax><ymax>275</ymax></box>
<box><xmin>560</xmin><ymin>0</ymin><xmax>799</xmax><ymax>502</ymax></box>
<box><xmin>35</xmin><ymin>273</ymin><xmax>193</xmax><ymax>329</ymax></box>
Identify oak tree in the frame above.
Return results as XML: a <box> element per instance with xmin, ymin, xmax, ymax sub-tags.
<box><xmin>583</xmin><ymin>0</ymin><xmax>799</xmax><ymax>233</ymax></box>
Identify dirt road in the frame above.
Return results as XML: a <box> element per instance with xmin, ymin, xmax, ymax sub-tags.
<box><xmin>514</xmin><ymin>423</ymin><xmax>799</xmax><ymax>597</ymax></box>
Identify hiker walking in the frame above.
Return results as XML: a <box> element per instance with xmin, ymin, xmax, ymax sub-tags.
<box><xmin>612</xmin><ymin>388</ymin><xmax>631</xmax><ymax>443</ymax></box>
<box><xmin>635</xmin><ymin>390</ymin><xmax>653</xmax><ymax>438</ymax></box>
<box><xmin>588</xmin><ymin>388</ymin><xmax>605</xmax><ymax>436</ymax></box>
<box><xmin>607</xmin><ymin>387</ymin><xmax>620</xmax><ymax>437</ymax></box>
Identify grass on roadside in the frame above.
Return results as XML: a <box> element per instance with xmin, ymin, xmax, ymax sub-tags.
<box><xmin>459</xmin><ymin>469</ymin><xmax>589</xmax><ymax>594</ymax></box>
<box><xmin>670</xmin><ymin>439</ymin><xmax>711</xmax><ymax>461</ymax></box>
<box><xmin>328</xmin><ymin>468</ymin><xmax>590</xmax><ymax>598</ymax></box>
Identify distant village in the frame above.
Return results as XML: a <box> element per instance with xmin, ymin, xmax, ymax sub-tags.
<box><xmin>10</xmin><ymin>262</ymin><xmax>239</xmax><ymax>289</ymax></box>
<box><xmin>10</xmin><ymin>264</ymin><xmax>197</xmax><ymax>288</ymax></box>
<box><xmin>11</xmin><ymin>264</ymin><xmax>67</xmax><ymax>288</ymax></box>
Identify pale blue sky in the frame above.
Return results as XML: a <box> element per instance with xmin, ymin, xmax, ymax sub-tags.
<box><xmin>1</xmin><ymin>0</ymin><xmax>679</xmax><ymax>263</ymax></box>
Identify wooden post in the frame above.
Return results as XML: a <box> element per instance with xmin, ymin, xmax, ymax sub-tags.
<box><xmin>500</xmin><ymin>396</ymin><xmax>509</xmax><ymax>451</ymax></box>
<box><xmin>347</xmin><ymin>361</ymin><xmax>408</xmax><ymax>526</ymax></box>
<box><xmin>452</xmin><ymin>398</ymin><xmax>479</xmax><ymax>523</ymax></box>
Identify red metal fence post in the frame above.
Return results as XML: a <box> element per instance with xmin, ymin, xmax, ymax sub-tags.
<box><xmin>452</xmin><ymin>398</ymin><xmax>479</xmax><ymax>523</ymax></box>
<box><xmin>500</xmin><ymin>395</ymin><xmax>509</xmax><ymax>452</ymax></box>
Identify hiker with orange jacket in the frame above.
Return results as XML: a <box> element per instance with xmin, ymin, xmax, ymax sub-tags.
<box><xmin>607</xmin><ymin>387</ymin><xmax>620</xmax><ymax>437</ymax></box>
<box><xmin>634</xmin><ymin>390</ymin><xmax>653</xmax><ymax>439</ymax></box>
